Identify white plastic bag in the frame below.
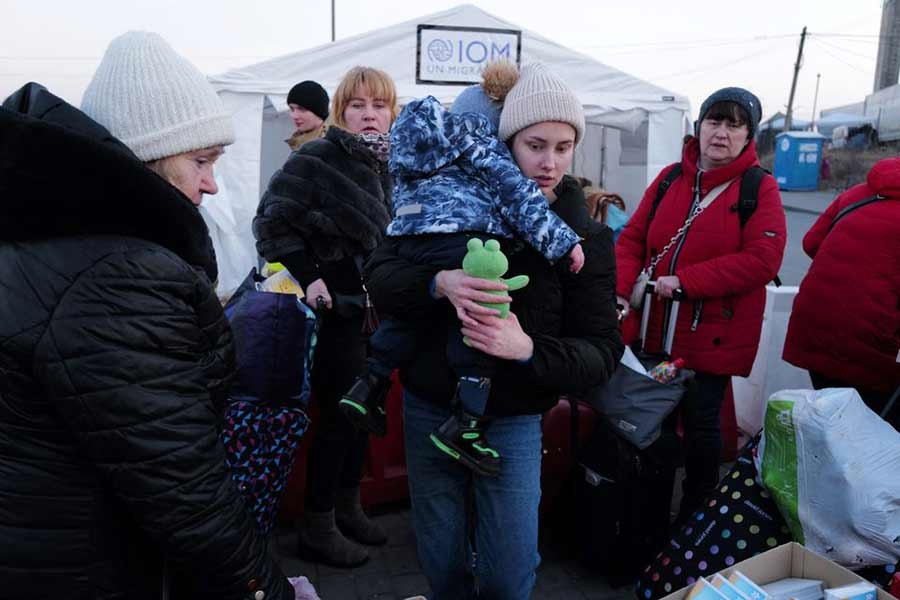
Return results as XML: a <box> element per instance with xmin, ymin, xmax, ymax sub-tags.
<box><xmin>754</xmin><ymin>388</ymin><xmax>900</xmax><ymax>567</ymax></box>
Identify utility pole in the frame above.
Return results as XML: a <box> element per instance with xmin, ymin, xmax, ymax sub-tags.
<box><xmin>331</xmin><ymin>0</ymin><xmax>336</xmax><ymax>42</ymax></box>
<box><xmin>784</xmin><ymin>26</ymin><xmax>807</xmax><ymax>133</ymax></box>
<box><xmin>809</xmin><ymin>73</ymin><xmax>821</xmax><ymax>131</ymax></box>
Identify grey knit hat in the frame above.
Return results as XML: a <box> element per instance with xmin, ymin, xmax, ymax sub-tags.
<box><xmin>451</xmin><ymin>85</ymin><xmax>503</xmax><ymax>133</ymax></box>
<box><xmin>81</xmin><ymin>31</ymin><xmax>235</xmax><ymax>162</ymax></box>
<box><xmin>498</xmin><ymin>62</ymin><xmax>585</xmax><ymax>144</ymax></box>
<box><xmin>696</xmin><ymin>87</ymin><xmax>762</xmax><ymax>138</ymax></box>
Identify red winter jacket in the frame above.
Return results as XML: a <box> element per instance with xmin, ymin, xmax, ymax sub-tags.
<box><xmin>783</xmin><ymin>158</ymin><xmax>900</xmax><ymax>393</ymax></box>
<box><xmin>616</xmin><ymin>139</ymin><xmax>786</xmax><ymax>376</ymax></box>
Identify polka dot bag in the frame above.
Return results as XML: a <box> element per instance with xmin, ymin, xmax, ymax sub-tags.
<box><xmin>636</xmin><ymin>434</ymin><xmax>793</xmax><ymax>600</ymax></box>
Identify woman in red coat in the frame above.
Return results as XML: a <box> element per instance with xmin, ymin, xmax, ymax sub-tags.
<box><xmin>783</xmin><ymin>158</ymin><xmax>900</xmax><ymax>428</ymax></box>
<box><xmin>616</xmin><ymin>87</ymin><xmax>786</xmax><ymax>524</ymax></box>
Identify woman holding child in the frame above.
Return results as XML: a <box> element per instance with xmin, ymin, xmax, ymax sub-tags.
<box><xmin>364</xmin><ymin>63</ymin><xmax>623</xmax><ymax>599</ymax></box>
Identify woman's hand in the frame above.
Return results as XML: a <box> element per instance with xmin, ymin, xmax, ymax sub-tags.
<box><xmin>289</xmin><ymin>576</ymin><xmax>321</xmax><ymax>600</ymax></box>
<box><xmin>304</xmin><ymin>278</ymin><xmax>332</xmax><ymax>310</ymax></box>
<box><xmin>616</xmin><ymin>295</ymin><xmax>630</xmax><ymax>322</ymax></box>
<box><xmin>460</xmin><ymin>311</ymin><xmax>534</xmax><ymax>362</ymax></box>
<box><xmin>568</xmin><ymin>243</ymin><xmax>585</xmax><ymax>274</ymax></box>
<box><xmin>655</xmin><ymin>275</ymin><xmax>682</xmax><ymax>299</ymax></box>
<box><xmin>433</xmin><ymin>269</ymin><xmax>511</xmax><ymax>328</ymax></box>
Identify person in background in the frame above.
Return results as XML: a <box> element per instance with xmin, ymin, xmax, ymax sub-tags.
<box><xmin>286</xmin><ymin>80</ymin><xmax>329</xmax><ymax>151</ymax></box>
<box><xmin>0</xmin><ymin>31</ymin><xmax>314</xmax><ymax>600</ymax></box>
<box><xmin>615</xmin><ymin>87</ymin><xmax>786</xmax><ymax>526</ymax></box>
<box><xmin>254</xmin><ymin>66</ymin><xmax>398</xmax><ymax>568</ymax></box>
<box><xmin>364</xmin><ymin>62</ymin><xmax>623</xmax><ymax>599</ymax></box>
<box><xmin>783</xmin><ymin>157</ymin><xmax>900</xmax><ymax>429</ymax></box>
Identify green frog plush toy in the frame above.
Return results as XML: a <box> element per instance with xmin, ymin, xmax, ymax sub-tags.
<box><xmin>462</xmin><ymin>238</ymin><xmax>529</xmax><ymax>320</ymax></box>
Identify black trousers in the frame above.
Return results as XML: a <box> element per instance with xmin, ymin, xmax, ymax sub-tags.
<box><xmin>304</xmin><ymin>311</ymin><xmax>370</xmax><ymax>512</ymax></box>
<box><xmin>677</xmin><ymin>372</ymin><xmax>730</xmax><ymax>522</ymax></box>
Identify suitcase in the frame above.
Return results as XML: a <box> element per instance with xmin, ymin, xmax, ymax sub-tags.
<box><xmin>576</xmin><ymin>420</ymin><xmax>678</xmax><ymax>587</ymax></box>
<box><xmin>539</xmin><ymin>396</ymin><xmax>599</xmax><ymax>518</ymax></box>
<box><xmin>574</xmin><ymin>284</ymin><xmax>686</xmax><ymax>585</ymax></box>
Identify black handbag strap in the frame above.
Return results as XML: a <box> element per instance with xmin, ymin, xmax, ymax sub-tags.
<box><xmin>827</xmin><ymin>195</ymin><xmax>883</xmax><ymax>234</ymax></box>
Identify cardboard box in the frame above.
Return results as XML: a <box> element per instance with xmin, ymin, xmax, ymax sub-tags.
<box><xmin>660</xmin><ymin>543</ymin><xmax>898</xmax><ymax>600</ymax></box>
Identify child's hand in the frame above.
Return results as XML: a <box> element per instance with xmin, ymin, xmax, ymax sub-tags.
<box><xmin>568</xmin><ymin>243</ymin><xmax>585</xmax><ymax>273</ymax></box>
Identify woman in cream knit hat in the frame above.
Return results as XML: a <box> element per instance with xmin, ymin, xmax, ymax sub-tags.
<box><xmin>364</xmin><ymin>62</ymin><xmax>622</xmax><ymax>599</ymax></box>
<box><xmin>0</xmin><ymin>32</ymin><xmax>319</xmax><ymax>600</ymax></box>
<box><xmin>81</xmin><ymin>31</ymin><xmax>234</xmax><ymax>206</ymax></box>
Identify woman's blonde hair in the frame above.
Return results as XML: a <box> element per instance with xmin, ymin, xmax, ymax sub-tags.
<box><xmin>331</xmin><ymin>66</ymin><xmax>399</xmax><ymax>130</ymax></box>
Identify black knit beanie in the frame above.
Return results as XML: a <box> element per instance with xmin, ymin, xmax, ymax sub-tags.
<box><xmin>696</xmin><ymin>87</ymin><xmax>762</xmax><ymax>138</ymax></box>
<box><xmin>287</xmin><ymin>80</ymin><xmax>329</xmax><ymax>121</ymax></box>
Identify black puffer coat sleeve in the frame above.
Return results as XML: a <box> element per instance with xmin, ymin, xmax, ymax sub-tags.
<box><xmin>364</xmin><ymin>237</ymin><xmax>443</xmax><ymax>320</ymax></box>
<box><xmin>33</xmin><ymin>248</ymin><xmax>293</xmax><ymax>600</ymax></box>
<box><xmin>527</xmin><ymin>225</ymin><xmax>623</xmax><ymax>392</ymax></box>
<box><xmin>253</xmin><ymin>158</ymin><xmax>322</xmax><ymax>288</ymax></box>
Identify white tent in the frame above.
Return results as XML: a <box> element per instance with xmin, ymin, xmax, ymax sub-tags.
<box><xmin>207</xmin><ymin>3</ymin><xmax>691</xmax><ymax>294</ymax></box>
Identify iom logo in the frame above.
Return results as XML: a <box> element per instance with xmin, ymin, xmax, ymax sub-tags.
<box><xmin>427</xmin><ymin>39</ymin><xmax>453</xmax><ymax>62</ymax></box>
<box><xmin>417</xmin><ymin>25</ymin><xmax>521</xmax><ymax>85</ymax></box>
<box><xmin>426</xmin><ymin>38</ymin><xmax>511</xmax><ymax>64</ymax></box>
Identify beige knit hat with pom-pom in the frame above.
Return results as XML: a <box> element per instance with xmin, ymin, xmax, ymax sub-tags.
<box><xmin>499</xmin><ymin>62</ymin><xmax>585</xmax><ymax>144</ymax></box>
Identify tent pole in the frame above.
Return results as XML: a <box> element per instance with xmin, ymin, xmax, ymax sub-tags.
<box><xmin>600</xmin><ymin>127</ymin><xmax>607</xmax><ymax>187</ymax></box>
<box><xmin>331</xmin><ymin>0</ymin><xmax>336</xmax><ymax>41</ymax></box>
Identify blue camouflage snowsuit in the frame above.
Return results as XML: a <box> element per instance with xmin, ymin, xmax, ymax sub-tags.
<box><xmin>386</xmin><ymin>95</ymin><xmax>580</xmax><ymax>262</ymax></box>
<box><xmin>367</xmin><ymin>96</ymin><xmax>581</xmax><ymax>418</ymax></box>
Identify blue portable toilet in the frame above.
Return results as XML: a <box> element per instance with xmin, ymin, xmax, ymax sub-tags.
<box><xmin>773</xmin><ymin>131</ymin><xmax>826</xmax><ymax>191</ymax></box>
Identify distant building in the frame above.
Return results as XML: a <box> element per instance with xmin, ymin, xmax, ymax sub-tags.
<box><xmin>874</xmin><ymin>0</ymin><xmax>900</xmax><ymax>91</ymax></box>
<box><xmin>756</xmin><ymin>112</ymin><xmax>811</xmax><ymax>152</ymax></box>
<box><xmin>820</xmin><ymin>102</ymin><xmax>865</xmax><ymax>119</ymax></box>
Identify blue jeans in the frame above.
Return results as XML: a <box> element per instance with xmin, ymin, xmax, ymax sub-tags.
<box><xmin>403</xmin><ymin>390</ymin><xmax>542</xmax><ymax>600</ymax></box>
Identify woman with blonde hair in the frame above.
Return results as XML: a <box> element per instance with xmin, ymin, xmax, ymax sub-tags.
<box><xmin>254</xmin><ymin>66</ymin><xmax>398</xmax><ymax>567</ymax></box>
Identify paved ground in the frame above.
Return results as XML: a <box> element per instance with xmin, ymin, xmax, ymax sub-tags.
<box><xmin>776</xmin><ymin>189</ymin><xmax>838</xmax><ymax>287</ymax></box>
<box><xmin>267</xmin><ymin>466</ymin><xmax>726</xmax><ymax>600</ymax></box>
<box><xmin>779</xmin><ymin>189</ymin><xmax>838</xmax><ymax>216</ymax></box>
<box><xmin>269</xmin><ymin>504</ymin><xmax>638</xmax><ymax>600</ymax></box>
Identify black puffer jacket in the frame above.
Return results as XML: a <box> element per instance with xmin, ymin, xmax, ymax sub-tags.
<box><xmin>253</xmin><ymin>126</ymin><xmax>392</xmax><ymax>294</ymax></box>
<box><xmin>0</xmin><ymin>84</ymin><xmax>292</xmax><ymax>600</ymax></box>
<box><xmin>365</xmin><ymin>176</ymin><xmax>623</xmax><ymax>416</ymax></box>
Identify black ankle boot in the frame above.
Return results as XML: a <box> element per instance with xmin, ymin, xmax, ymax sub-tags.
<box><xmin>430</xmin><ymin>410</ymin><xmax>502</xmax><ymax>478</ymax></box>
<box><xmin>339</xmin><ymin>373</ymin><xmax>390</xmax><ymax>436</ymax></box>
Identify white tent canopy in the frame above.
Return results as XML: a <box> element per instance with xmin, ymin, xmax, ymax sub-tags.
<box><xmin>207</xmin><ymin>3</ymin><xmax>691</xmax><ymax>294</ymax></box>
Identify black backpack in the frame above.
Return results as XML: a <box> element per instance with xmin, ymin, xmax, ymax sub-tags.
<box><xmin>648</xmin><ymin>163</ymin><xmax>781</xmax><ymax>286</ymax></box>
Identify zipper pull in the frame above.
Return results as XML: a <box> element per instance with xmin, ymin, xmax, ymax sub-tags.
<box><xmin>691</xmin><ymin>300</ymin><xmax>704</xmax><ymax>332</ymax></box>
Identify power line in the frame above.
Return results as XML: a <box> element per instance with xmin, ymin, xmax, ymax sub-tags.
<box><xmin>598</xmin><ymin>36</ymin><xmax>797</xmax><ymax>57</ymax></box>
<box><xmin>811</xmin><ymin>36</ymin><xmax>877</xmax><ymax>61</ymax></box>
<box><xmin>644</xmin><ymin>38</ymin><xmax>793</xmax><ymax>82</ymax></box>
<box><xmin>0</xmin><ymin>54</ymin><xmax>273</xmax><ymax>62</ymax></box>
<box><xmin>576</xmin><ymin>33</ymin><xmax>796</xmax><ymax>53</ymax></box>
<box><xmin>808</xmin><ymin>38</ymin><xmax>873</xmax><ymax>74</ymax></box>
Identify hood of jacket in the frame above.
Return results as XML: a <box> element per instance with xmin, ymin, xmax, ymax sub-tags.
<box><xmin>867</xmin><ymin>157</ymin><xmax>900</xmax><ymax>198</ymax></box>
<box><xmin>389</xmin><ymin>95</ymin><xmax>491</xmax><ymax>177</ymax></box>
<box><xmin>0</xmin><ymin>83</ymin><xmax>218</xmax><ymax>281</ymax></box>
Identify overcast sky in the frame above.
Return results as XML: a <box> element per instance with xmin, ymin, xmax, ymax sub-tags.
<box><xmin>0</xmin><ymin>0</ymin><xmax>885</xmax><ymax>120</ymax></box>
